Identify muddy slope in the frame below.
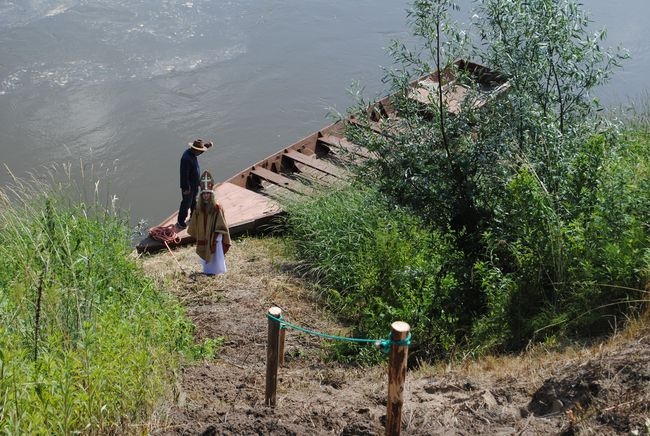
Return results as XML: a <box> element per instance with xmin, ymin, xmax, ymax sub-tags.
<box><xmin>141</xmin><ymin>238</ymin><xmax>649</xmax><ymax>435</ymax></box>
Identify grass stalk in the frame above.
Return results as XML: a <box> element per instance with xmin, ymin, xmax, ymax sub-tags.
<box><xmin>0</xmin><ymin>165</ymin><xmax>209</xmax><ymax>433</ymax></box>
<box><xmin>33</xmin><ymin>269</ymin><xmax>45</xmax><ymax>362</ymax></box>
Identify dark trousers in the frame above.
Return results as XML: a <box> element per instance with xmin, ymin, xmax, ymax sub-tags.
<box><xmin>177</xmin><ymin>190</ymin><xmax>197</xmax><ymax>226</ymax></box>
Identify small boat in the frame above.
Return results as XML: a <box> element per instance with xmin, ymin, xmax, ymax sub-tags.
<box><xmin>136</xmin><ymin>59</ymin><xmax>509</xmax><ymax>253</ymax></box>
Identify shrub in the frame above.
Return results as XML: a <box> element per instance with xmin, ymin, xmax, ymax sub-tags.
<box><xmin>319</xmin><ymin>0</ymin><xmax>646</xmax><ymax>357</ymax></box>
<box><xmin>283</xmin><ymin>184</ymin><xmax>465</xmax><ymax>362</ymax></box>
<box><xmin>474</xmin><ymin>130</ymin><xmax>649</xmax><ymax>349</ymax></box>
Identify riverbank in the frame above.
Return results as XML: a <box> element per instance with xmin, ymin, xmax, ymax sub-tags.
<box><xmin>141</xmin><ymin>237</ymin><xmax>650</xmax><ymax>435</ymax></box>
<box><xmin>0</xmin><ymin>194</ymin><xmax>204</xmax><ymax>434</ymax></box>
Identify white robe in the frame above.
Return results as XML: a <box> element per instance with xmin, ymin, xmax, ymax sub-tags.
<box><xmin>201</xmin><ymin>233</ymin><xmax>227</xmax><ymax>275</ymax></box>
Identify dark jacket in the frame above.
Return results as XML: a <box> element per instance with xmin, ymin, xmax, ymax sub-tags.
<box><xmin>180</xmin><ymin>148</ymin><xmax>200</xmax><ymax>192</ymax></box>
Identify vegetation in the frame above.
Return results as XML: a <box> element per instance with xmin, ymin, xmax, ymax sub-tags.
<box><xmin>283</xmin><ymin>0</ymin><xmax>648</xmax><ymax>361</ymax></box>
<box><xmin>0</xmin><ymin>178</ymin><xmax>214</xmax><ymax>433</ymax></box>
<box><xmin>284</xmin><ymin>185</ymin><xmax>463</xmax><ymax>362</ymax></box>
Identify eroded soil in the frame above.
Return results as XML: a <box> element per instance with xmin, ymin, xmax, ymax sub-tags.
<box><xmin>140</xmin><ymin>237</ymin><xmax>649</xmax><ymax>435</ymax></box>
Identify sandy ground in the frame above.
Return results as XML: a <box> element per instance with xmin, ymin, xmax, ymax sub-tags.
<box><xmin>139</xmin><ymin>237</ymin><xmax>649</xmax><ymax>435</ymax></box>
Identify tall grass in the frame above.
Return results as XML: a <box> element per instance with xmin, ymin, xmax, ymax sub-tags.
<box><xmin>0</xmin><ymin>170</ymin><xmax>204</xmax><ymax>434</ymax></box>
<box><xmin>283</xmin><ymin>184</ymin><xmax>464</xmax><ymax>362</ymax></box>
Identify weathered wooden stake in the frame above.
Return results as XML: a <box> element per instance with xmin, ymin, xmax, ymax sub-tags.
<box><xmin>386</xmin><ymin>321</ymin><xmax>410</xmax><ymax>436</ymax></box>
<box><xmin>265</xmin><ymin>306</ymin><xmax>282</xmax><ymax>407</ymax></box>
<box><xmin>278</xmin><ymin>326</ymin><xmax>286</xmax><ymax>366</ymax></box>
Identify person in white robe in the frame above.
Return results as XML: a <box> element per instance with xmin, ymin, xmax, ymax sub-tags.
<box><xmin>187</xmin><ymin>170</ymin><xmax>231</xmax><ymax>275</ymax></box>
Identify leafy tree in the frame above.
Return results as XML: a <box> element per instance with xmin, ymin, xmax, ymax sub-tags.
<box><xmin>477</xmin><ymin>0</ymin><xmax>627</xmax><ymax>136</ymax></box>
<box><xmin>339</xmin><ymin>0</ymin><xmax>645</xmax><ymax>353</ymax></box>
<box><xmin>348</xmin><ymin>0</ymin><xmax>497</xmax><ymax>237</ymax></box>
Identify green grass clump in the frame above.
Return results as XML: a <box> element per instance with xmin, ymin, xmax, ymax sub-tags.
<box><xmin>0</xmin><ymin>185</ymin><xmax>206</xmax><ymax>433</ymax></box>
<box><xmin>471</xmin><ymin>127</ymin><xmax>650</xmax><ymax>350</ymax></box>
<box><xmin>283</xmin><ymin>184</ymin><xmax>463</xmax><ymax>362</ymax></box>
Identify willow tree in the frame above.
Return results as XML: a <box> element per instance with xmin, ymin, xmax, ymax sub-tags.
<box><xmin>347</xmin><ymin>0</ymin><xmax>488</xmax><ymax>236</ymax></box>
<box><xmin>345</xmin><ymin>0</ymin><xmax>634</xmax><ymax>350</ymax></box>
<box><xmin>348</xmin><ymin>0</ymin><xmax>626</xmax><ymax>239</ymax></box>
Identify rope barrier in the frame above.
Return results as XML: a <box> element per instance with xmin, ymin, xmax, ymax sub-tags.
<box><xmin>265</xmin><ymin>307</ymin><xmax>411</xmax><ymax>428</ymax></box>
<box><xmin>266</xmin><ymin>313</ymin><xmax>411</xmax><ymax>353</ymax></box>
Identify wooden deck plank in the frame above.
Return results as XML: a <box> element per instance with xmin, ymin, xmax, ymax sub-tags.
<box><xmin>318</xmin><ymin>134</ymin><xmax>372</xmax><ymax>159</ymax></box>
<box><xmin>283</xmin><ymin>149</ymin><xmax>347</xmax><ymax>179</ymax></box>
<box><xmin>349</xmin><ymin>117</ymin><xmax>383</xmax><ymax>134</ymax></box>
<box><xmin>409</xmin><ymin>80</ymin><xmax>470</xmax><ymax>114</ymax></box>
<box><xmin>293</xmin><ymin>164</ymin><xmax>339</xmax><ymax>187</ymax></box>
<box><xmin>250</xmin><ymin>167</ymin><xmax>311</xmax><ymax>194</ymax></box>
<box><xmin>216</xmin><ymin>182</ymin><xmax>282</xmax><ymax>225</ymax></box>
<box><xmin>136</xmin><ymin>182</ymin><xmax>281</xmax><ymax>253</ymax></box>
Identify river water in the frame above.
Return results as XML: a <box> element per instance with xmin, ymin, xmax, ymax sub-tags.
<box><xmin>0</xmin><ymin>0</ymin><xmax>648</xmax><ymax>227</ymax></box>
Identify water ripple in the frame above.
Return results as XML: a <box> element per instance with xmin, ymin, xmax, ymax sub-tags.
<box><xmin>0</xmin><ymin>0</ymin><xmax>248</xmax><ymax>95</ymax></box>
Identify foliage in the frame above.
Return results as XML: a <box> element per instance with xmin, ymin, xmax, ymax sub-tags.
<box><xmin>0</xmin><ymin>184</ymin><xmax>214</xmax><ymax>433</ymax></box>
<box><xmin>477</xmin><ymin>0</ymin><xmax>628</xmax><ymax>135</ymax></box>
<box><xmin>350</xmin><ymin>0</ymin><xmax>490</xmax><ymax>235</ymax></box>
<box><xmin>281</xmin><ymin>0</ymin><xmax>648</xmax><ymax>361</ymax></box>
<box><xmin>473</xmin><ymin>129</ymin><xmax>650</xmax><ymax>349</ymax></box>
<box><xmin>283</xmin><ymin>185</ymin><xmax>463</xmax><ymax>362</ymax></box>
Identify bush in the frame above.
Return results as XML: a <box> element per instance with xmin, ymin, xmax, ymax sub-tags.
<box><xmin>474</xmin><ymin>129</ymin><xmax>650</xmax><ymax>349</ymax></box>
<box><xmin>283</xmin><ymin>184</ymin><xmax>464</xmax><ymax>362</ymax></box>
<box><xmin>290</xmin><ymin>0</ymin><xmax>647</xmax><ymax>359</ymax></box>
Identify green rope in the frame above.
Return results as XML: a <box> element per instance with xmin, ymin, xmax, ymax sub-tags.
<box><xmin>266</xmin><ymin>313</ymin><xmax>411</xmax><ymax>353</ymax></box>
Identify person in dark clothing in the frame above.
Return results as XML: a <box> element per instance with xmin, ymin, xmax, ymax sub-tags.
<box><xmin>176</xmin><ymin>138</ymin><xmax>212</xmax><ymax>229</ymax></box>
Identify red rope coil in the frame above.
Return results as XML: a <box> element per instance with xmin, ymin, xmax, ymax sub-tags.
<box><xmin>148</xmin><ymin>224</ymin><xmax>182</xmax><ymax>245</ymax></box>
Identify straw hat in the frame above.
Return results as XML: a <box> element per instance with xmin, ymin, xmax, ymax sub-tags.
<box><xmin>189</xmin><ymin>139</ymin><xmax>213</xmax><ymax>152</ymax></box>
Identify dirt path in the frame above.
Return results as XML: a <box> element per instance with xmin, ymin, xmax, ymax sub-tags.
<box><xmin>140</xmin><ymin>237</ymin><xmax>650</xmax><ymax>435</ymax></box>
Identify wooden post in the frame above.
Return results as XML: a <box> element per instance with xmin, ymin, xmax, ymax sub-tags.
<box><xmin>278</xmin><ymin>326</ymin><xmax>286</xmax><ymax>366</ymax></box>
<box><xmin>385</xmin><ymin>321</ymin><xmax>410</xmax><ymax>436</ymax></box>
<box><xmin>265</xmin><ymin>306</ymin><xmax>282</xmax><ymax>407</ymax></box>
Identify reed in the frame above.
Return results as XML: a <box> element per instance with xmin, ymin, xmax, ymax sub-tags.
<box><xmin>0</xmin><ymin>166</ymin><xmax>205</xmax><ymax>434</ymax></box>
